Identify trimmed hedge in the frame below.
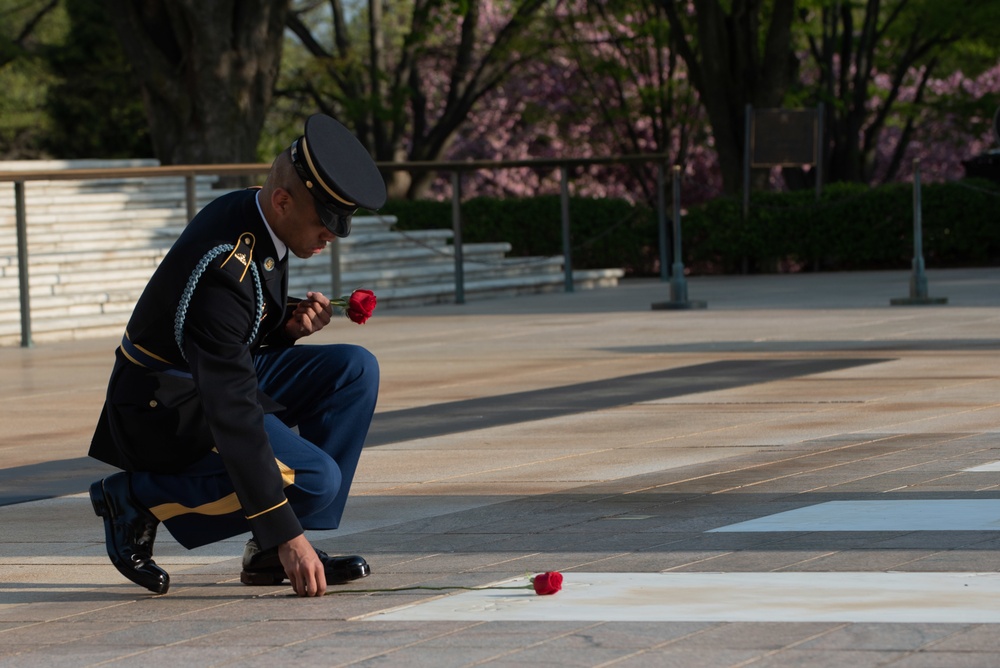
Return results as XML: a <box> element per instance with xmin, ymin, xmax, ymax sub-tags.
<box><xmin>383</xmin><ymin>195</ymin><xmax>659</xmax><ymax>276</ymax></box>
<box><xmin>381</xmin><ymin>179</ymin><xmax>1000</xmax><ymax>275</ymax></box>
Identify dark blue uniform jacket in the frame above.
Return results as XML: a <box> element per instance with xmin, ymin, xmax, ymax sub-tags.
<box><xmin>89</xmin><ymin>188</ymin><xmax>303</xmax><ymax>549</ymax></box>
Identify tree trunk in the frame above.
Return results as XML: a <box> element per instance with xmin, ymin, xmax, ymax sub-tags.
<box><xmin>809</xmin><ymin>0</ymin><xmax>987</xmax><ymax>185</ymax></box>
<box><xmin>662</xmin><ymin>0</ymin><xmax>797</xmax><ymax>196</ymax></box>
<box><xmin>104</xmin><ymin>0</ymin><xmax>289</xmax><ymax>166</ymax></box>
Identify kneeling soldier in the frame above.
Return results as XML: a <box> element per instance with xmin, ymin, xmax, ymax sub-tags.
<box><xmin>88</xmin><ymin>114</ymin><xmax>385</xmax><ymax>597</ymax></box>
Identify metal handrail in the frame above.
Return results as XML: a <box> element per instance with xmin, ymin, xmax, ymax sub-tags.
<box><xmin>2</xmin><ymin>154</ymin><xmax>673</xmax><ymax>347</ymax></box>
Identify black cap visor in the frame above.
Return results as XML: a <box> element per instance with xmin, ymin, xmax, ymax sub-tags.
<box><xmin>316</xmin><ymin>201</ymin><xmax>354</xmax><ymax>238</ymax></box>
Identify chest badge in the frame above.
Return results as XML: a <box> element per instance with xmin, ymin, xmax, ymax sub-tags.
<box><xmin>263</xmin><ymin>257</ymin><xmax>275</xmax><ymax>272</ymax></box>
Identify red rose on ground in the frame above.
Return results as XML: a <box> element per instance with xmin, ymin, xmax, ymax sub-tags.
<box><xmin>346</xmin><ymin>289</ymin><xmax>376</xmax><ymax>324</ymax></box>
<box><xmin>531</xmin><ymin>571</ymin><xmax>563</xmax><ymax>595</ymax></box>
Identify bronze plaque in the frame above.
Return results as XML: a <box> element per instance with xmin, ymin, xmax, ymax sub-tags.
<box><xmin>751</xmin><ymin>109</ymin><xmax>817</xmax><ymax>166</ymax></box>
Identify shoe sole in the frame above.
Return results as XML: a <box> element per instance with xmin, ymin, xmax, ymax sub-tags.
<box><xmin>240</xmin><ymin>562</ymin><xmax>371</xmax><ymax>586</ymax></box>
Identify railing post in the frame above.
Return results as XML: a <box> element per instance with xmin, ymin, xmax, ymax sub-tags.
<box><xmin>560</xmin><ymin>165</ymin><xmax>573</xmax><ymax>292</ymax></box>
<box><xmin>743</xmin><ymin>103</ymin><xmax>752</xmax><ymax>222</ymax></box>
<box><xmin>185</xmin><ymin>174</ymin><xmax>197</xmax><ymax>222</ymax></box>
<box><xmin>15</xmin><ymin>181</ymin><xmax>33</xmax><ymax>347</ymax></box>
<box><xmin>670</xmin><ymin>165</ymin><xmax>688</xmax><ymax>302</ymax></box>
<box><xmin>329</xmin><ymin>237</ymin><xmax>342</xmax><ymax>299</ymax></box>
<box><xmin>657</xmin><ymin>162</ymin><xmax>669</xmax><ymax>281</ymax></box>
<box><xmin>451</xmin><ymin>171</ymin><xmax>465</xmax><ymax>304</ymax></box>
<box><xmin>911</xmin><ymin>158</ymin><xmax>927</xmax><ymax>300</ymax></box>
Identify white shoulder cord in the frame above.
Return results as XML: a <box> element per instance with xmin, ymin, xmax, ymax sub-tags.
<box><xmin>174</xmin><ymin>244</ymin><xmax>264</xmax><ymax>362</ymax></box>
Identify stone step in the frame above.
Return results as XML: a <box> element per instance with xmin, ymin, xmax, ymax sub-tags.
<box><xmin>340</xmin><ymin>228</ymin><xmax>453</xmax><ymax>249</ymax></box>
<box><xmin>0</xmin><ymin>228</ymin><xmax>471</xmax><ymax>281</ymax></box>
<box><xmin>0</xmin><ymin>227</ymin><xmax>182</xmax><ymax>255</ymax></box>
<box><xmin>2</xmin><ymin>206</ymin><xmax>190</xmax><ymax>227</ymax></box>
<box><xmin>304</xmin><ymin>267</ymin><xmax>625</xmax><ymax>309</ymax></box>
<box><xmin>0</xmin><ymin>292</ymin><xmax>136</xmax><ymax>324</ymax></box>
<box><xmin>0</xmin><ymin>193</ymin><xmax>222</xmax><ymax>217</ymax></box>
<box><xmin>0</xmin><ymin>244</ymin><xmax>558</xmax><ymax>306</ymax></box>
<box><xmin>0</xmin><ymin>212</ymin><xmax>395</xmax><ymax>240</ymax></box>
<box><xmin>0</xmin><ymin>225</ymin><xmax>428</xmax><ymax>258</ymax></box>
<box><xmin>0</xmin><ymin>158</ymin><xmax>161</xmax><ymax>168</ymax></box>
<box><xmin>0</xmin><ymin>268</ymin><xmax>162</xmax><ymax>299</ymax></box>
<box><xmin>0</xmin><ymin>162</ymin><xmax>622</xmax><ymax>346</ymax></box>
<box><xmin>0</xmin><ymin>176</ymin><xmax>220</xmax><ymax>197</ymax></box>
<box><xmin>0</xmin><ymin>246</ymin><xmax>165</xmax><ymax>273</ymax></box>
<box><xmin>314</xmin><ymin>242</ymin><xmax>513</xmax><ymax>272</ymax></box>
<box><xmin>292</xmin><ymin>255</ymin><xmax>565</xmax><ymax>293</ymax></box>
<box><xmin>0</xmin><ymin>269</ymin><xmax>143</xmax><ymax>300</ymax></box>
<box><xmin>0</xmin><ymin>269</ymin><xmax>622</xmax><ymax>347</ymax></box>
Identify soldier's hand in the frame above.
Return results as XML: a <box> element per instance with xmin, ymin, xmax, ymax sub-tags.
<box><xmin>278</xmin><ymin>534</ymin><xmax>327</xmax><ymax>597</ymax></box>
<box><xmin>285</xmin><ymin>291</ymin><xmax>333</xmax><ymax>339</ymax></box>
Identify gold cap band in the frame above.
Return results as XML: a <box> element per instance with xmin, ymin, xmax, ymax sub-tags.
<box><xmin>300</xmin><ymin>136</ymin><xmax>356</xmax><ymax>207</ymax></box>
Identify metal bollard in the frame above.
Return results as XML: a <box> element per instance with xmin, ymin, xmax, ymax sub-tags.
<box><xmin>890</xmin><ymin>159</ymin><xmax>946</xmax><ymax>306</ymax></box>
<box><xmin>651</xmin><ymin>166</ymin><xmax>706</xmax><ymax>310</ymax></box>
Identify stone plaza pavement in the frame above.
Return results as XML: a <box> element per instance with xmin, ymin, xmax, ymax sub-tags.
<box><xmin>1</xmin><ymin>268</ymin><xmax>999</xmax><ymax>667</ymax></box>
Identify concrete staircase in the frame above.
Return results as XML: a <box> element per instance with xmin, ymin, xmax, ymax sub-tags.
<box><xmin>0</xmin><ymin>160</ymin><xmax>623</xmax><ymax>346</ymax></box>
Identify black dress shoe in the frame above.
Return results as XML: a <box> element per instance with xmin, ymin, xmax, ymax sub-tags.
<box><xmin>90</xmin><ymin>473</ymin><xmax>170</xmax><ymax>595</ymax></box>
<box><xmin>240</xmin><ymin>538</ymin><xmax>370</xmax><ymax>586</ymax></box>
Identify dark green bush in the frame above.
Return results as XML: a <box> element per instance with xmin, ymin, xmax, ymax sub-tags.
<box><xmin>678</xmin><ymin>179</ymin><xmax>1000</xmax><ymax>273</ymax></box>
<box><xmin>383</xmin><ymin>195</ymin><xmax>658</xmax><ymax>276</ymax></box>
<box><xmin>381</xmin><ymin>179</ymin><xmax>1000</xmax><ymax>276</ymax></box>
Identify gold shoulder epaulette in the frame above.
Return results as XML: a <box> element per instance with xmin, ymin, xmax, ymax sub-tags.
<box><xmin>220</xmin><ymin>233</ymin><xmax>256</xmax><ymax>283</ymax></box>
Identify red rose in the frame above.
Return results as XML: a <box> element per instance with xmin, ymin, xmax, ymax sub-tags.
<box><xmin>346</xmin><ymin>289</ymin><xmax>376</xmax><ymax>324</ymax></box>
<box><xmin>531</xmin><ymin>571</ymin><xmax>563</xmax><ymax>595</ymax></box>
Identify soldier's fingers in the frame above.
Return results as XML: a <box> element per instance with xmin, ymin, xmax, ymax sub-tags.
<box><xmin>314</xmin><ymin>570</ymin><xmax>327</xmax><ymax>596</ymax></box>
<box><xmin>303</xmin><ymin>575</ymin><xmax>320</xmax><ymax>597</ymax></box>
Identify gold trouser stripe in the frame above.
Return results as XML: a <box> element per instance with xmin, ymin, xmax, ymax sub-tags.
<box><xmin>149</xmin><ymin>457</ymin><xmax>296</xmax><ymax>522</ymax></box>
<box><xmin>151</xmin><ymin>491</ymin><xmax>242</xmax><ymax>522</ymax></box>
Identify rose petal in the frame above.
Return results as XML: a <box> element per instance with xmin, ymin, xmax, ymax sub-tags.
<box><xmin>346</xmin><ymin>289</ymin><xmax>377</xmax><ymax>324</ymax></box>
<box><xmin>531</xmin><ymin>571</ymin><xmax>563</xmax><ymax>595</ymax></box>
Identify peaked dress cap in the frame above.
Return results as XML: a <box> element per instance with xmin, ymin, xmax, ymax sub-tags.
<box><xmin>289</xmin><ymin>114</ymin><xmax>387</xmax><ymax>237</ymax></box>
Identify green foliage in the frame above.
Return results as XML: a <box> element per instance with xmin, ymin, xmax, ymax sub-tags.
<box><xmin>385</xmin><ymin>180</ymin><xmax>1000</xmax><ymax>276</ymax></box>
<box><xmin>42</xmin><ymin>0</ymin><xmax>152</xmax><ymax>159</ymax></box>
<box><xmin>0</xmin><ymin>0</ymin><xmax>68</xmax><ymax>158</ymax></box>
<box><xmin>902</xmin><ymin>0</ymin><xmax>1000</xmax><ymax>75</ymax></box>
<box><xmin>683</xmin><ymin>179</ymin><xmax>1000</xmax><ymax>273</ymax></box>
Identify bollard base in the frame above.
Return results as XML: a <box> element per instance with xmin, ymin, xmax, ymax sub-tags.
<box><xmin>889</xmin><ymin>297</ymin><xmax>948</xmax><ymax>306</ymax></box>
<box><xmin>651</xmin><ymin>300</ymin><xmax>708</xmax><ymax>311</ymax></box>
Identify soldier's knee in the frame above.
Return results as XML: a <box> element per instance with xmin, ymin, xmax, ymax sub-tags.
<box><xmin>293</xmin><ymin>456</ymin><xmax>342</xmax><ymax>517</ymax></box>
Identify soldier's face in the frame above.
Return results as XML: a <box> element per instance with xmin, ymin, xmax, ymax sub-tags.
<box><xmin>282</xmin><ymin>190</ymin><xmax>338</xmax><ymax>259</ymax></box>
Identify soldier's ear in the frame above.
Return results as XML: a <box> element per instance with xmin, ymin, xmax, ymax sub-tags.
<box><xmin>271</xmin><ymin>187</ymin><xmax>293</xmax><ymax>216</ymax></box>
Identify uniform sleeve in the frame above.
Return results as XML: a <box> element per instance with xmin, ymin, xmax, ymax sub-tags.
<box><xmin>181</xmin><ymin>263</ymin><xmax>302</xmax><ymax>550</ymax></box>
<box><xmin>260</xmin><ymin>296</ymin><xmax>302</xmax><ymax>348</ymax></box>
